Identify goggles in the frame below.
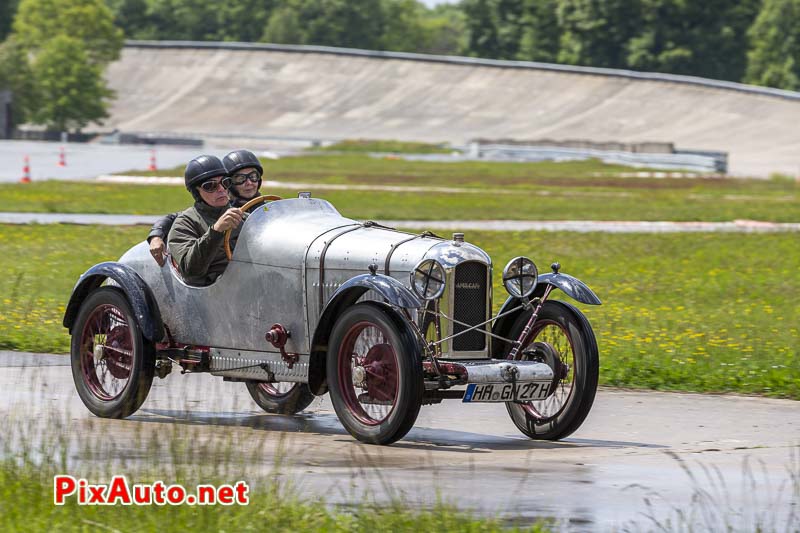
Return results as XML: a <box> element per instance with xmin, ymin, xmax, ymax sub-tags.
<box><xmin>199</xmin><ymin>177</ymin><xmax>232</xmax><ymax>192</ymax></box>
<box><xmin>230</xmin><ymin>170</ymin><xmax>261</xmax><ymax>186</ymax></box>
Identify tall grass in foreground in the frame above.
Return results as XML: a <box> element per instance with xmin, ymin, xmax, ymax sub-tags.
<box><xmin>1</xmin><ymin>406</ymin><xmax>797</xmax><ymax>532</ymax></box>
<box><xmin>0</xmin><ymin>367</ymin><xmax>550</xmax><ymax>533</ymax></box>
<box><xmin>1</xmin><ymin>359</ymin><xmax>798</xmax><ymax>532</ymax></box>
<box><xmin>0</xmin><ymin>461</ymin><xmax>551</xmax><ymax>532</ymax></box>
<box><xmin>622</xmin><ymin>449</ymin><xmax>800</xmax><ymax>533</ymax></box>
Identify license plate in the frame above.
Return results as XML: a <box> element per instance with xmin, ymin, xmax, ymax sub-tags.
<box><xmin>462</xmin><ymin>382</ymin><xmax>551</xmax><ymax>403</ymax></box>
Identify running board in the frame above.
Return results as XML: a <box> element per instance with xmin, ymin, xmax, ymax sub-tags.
<box><xmin>209</xmin><ymin>348</ymin><xmax>309</xmax><ymax>382</ymax></box>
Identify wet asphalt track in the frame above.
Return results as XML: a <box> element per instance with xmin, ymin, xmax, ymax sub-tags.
<box><xmin>3</xmin><ymin>352</ymin><xmax>798</xmax><ymax>531</ymax></box>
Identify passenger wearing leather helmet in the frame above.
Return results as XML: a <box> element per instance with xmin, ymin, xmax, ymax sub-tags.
<box><xmin>167</xmin><ymin>155</ymin><xmax>244</xmax><ymax>286</ymax></box>
<box><xmin>148</xmin><ymin>149</ymin><xmax>264</xmax><ymax>266</ymax></box>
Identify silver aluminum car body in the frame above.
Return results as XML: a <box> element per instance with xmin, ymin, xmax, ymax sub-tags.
<box><xmin>117</xmin><ymin>197</ymin><xmax>494</xmax><ymax>380</ymax></box>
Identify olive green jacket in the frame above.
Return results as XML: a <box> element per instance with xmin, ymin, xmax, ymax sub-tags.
<box><xmin>167</xmin><ymin>201</ymin><xmax>239</xmax><ymax>286</ymax></box>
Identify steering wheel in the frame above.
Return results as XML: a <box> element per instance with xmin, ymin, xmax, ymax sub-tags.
<box><xmin>224</xmin><ymin>195</ymin><xmax>282</xmax><ymax>260</ymax></box>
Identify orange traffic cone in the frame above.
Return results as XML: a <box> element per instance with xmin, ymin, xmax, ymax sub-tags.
<box><xmin>57</xmin><ymin>146</ymin><xmax>66</xmax><ymax>167</ymax></box>
<box><xmin>148</xmin><ymin>149</ymin><xmax>157</xmax><ymax>171</ymax></box>
<box><xmin>20</xmin><ymin>156</ymin><xmax>31</xmax><ymax>183</ymax></box>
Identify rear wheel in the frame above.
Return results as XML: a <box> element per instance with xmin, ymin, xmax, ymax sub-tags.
<box><xmin>505</xmin><ymin>300</ymin><xmax>598</xmax><ymax>440</ymax></box>
<box><xmin>70</xmin><ymin>287</ymin><xmax>155</xmax><ymax>418</ymax></box>
<box><xmin>245</xmin><ymin>381</ymin><xmax>315</xmax><ymax>415</ymax></box>
<box><xmin>327</xmin><ymin>302</ymin><xmax>423</xmax><ymax>445</ymax></box>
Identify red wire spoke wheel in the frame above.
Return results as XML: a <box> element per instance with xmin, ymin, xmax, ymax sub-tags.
<box><xmin>505</xmin><ymin>300</ymin><xmax>599</xmax><ymax>440</ymax></box>
<box><xmin>70</xmin><ymin>288</ymin><xmax>155</xmax><ymax>418</ymax></box>
<box><xmin>327</xmin><ymin>302</ymin><xmax>423</xmax><ymax>445</ymax></box>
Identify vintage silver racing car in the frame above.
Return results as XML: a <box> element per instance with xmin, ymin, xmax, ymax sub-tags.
<box><xmin>63</xmin><ymin>194</ymin><xmax>601</xmax><ymax>445</ymax></box>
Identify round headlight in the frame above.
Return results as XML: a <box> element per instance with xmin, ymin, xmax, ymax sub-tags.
<box><xmin>410</xmin><ymin>259</ymin><xmax>446</xmax><ymax>300</ymax></box>
<box><xmin>502</xmin><ymin>256</ymin><xmax>538</xmax><ymax>298</ymax></box>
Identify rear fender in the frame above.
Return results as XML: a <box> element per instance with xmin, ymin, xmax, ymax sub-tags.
<box><xmin>307</xmin><ymin>274</ymin><xmax>421</xmax><ymax>395</ymax></box>
<box><xmin>62</xmin><ymin>262</ymin><xmax>164</xmax><ymax>342</ymax></box>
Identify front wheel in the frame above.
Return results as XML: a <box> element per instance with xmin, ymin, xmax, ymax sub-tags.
<box><xmin>70</xmin><ymin>287</ymin><xmax>155</xmax><ymax>418</ymax></box>
<box><xmin>245</xmin><ymin>381</ymin><xmax>315</xmax><ymax>415</ymax></box>
<box><xmin>505</xmin><ymin>300</ymin><xmax>599</xmax><ymax>440</ymax></box>
<box><xmin>327</xmin><ymin>302</ymin><xmax>423</xmax><ymax>445</ymax></box>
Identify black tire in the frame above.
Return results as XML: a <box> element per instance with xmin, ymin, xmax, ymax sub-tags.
<box><xmin>245</xmin><ymin>381</ymin><xmax>315</xmax><ymax>415</ymax></box>
<box><xmin>505</xmin><ymin>300</ymin><xmax>599</xmax><ymax>440</ymax></box>
<box><xmin>70</xmin><ymin>287</ymin><xmax>155</xmax><ymax>418</ymax></box>
<box><xmin>326</xmin><ymin>302</ymin><xmax>423</xmax><ymax>445</ymax></box>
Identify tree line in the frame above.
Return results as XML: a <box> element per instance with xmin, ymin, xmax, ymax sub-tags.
<box><xmin>1</xmin><ymin>0</ymin><xmax>799</xmax><ymax>132</ymax></box>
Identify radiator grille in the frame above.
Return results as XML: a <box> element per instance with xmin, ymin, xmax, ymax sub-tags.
<box><xmin>452</xmin><ymin>261</ymin><xmax>487</xmax><ymax>351</ymax></box>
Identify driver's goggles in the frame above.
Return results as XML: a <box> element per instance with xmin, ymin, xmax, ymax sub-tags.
<box><xmin>230</xmin><ymin>171</ymin><xmax>261</xmax><ymax>185</ymax></box>
<box><xmin>199</xmin><ymin>177</ymin><xmax>232</xmax><ymax>192</ymax></box>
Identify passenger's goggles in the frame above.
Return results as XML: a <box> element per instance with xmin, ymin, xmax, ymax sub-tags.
<box><xmin>199</xmin><ymin>177</ymin><xmax>232</xmax><ymax>192</ymax></box>
<box><xmin>230</xmin><ymin>171</ymin><xmax>261</xmax><ymax>185</ymax></box>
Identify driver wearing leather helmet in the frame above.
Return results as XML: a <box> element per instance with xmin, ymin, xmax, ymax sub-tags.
<box><xmin>167</xmin><ymin>155</ymin><xmax>243</xmax><ymax>286</ymax></box>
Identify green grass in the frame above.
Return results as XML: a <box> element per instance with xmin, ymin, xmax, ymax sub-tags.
<box><xmin>0</xmin><ymin>224</ymin><xmax>796</xmax><ymax>398</ymax></box>
<box><xmin>0</xmin><ymin>461</ymin><xmax>544</xmax><ymax>532</ymax></box>
<box><xmin>1</xmin><ymin>172</ymin><xmax>798</xmax><ymax>221</ymax></box>
<box><xmin>481</xmin><ymin>231</ymin><xmax>799</xmax><ymax>398</ymax></box>
<box><xmin>317</xmin><ymin>139</ymin><xmax>454</xmax><ymax>154</ymax></box>
<box><xmin>1</xmin><ymin>153</ymin><xmax>796</xmax><ymax>221</ymax></box>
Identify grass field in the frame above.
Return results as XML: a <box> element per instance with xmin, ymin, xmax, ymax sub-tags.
<box><xmin>316</xmin><ymin>139</ymin><xmax>454</xmax><ymax>154</ymax></box>
<box><xmin>0</xmin><ymin>154</ymin><xmax>797</xmax><ymax>221</ymax></box>
<box><xmin>1</xmin><ymin>224</ymin><xmax>796</xmax><ymax>398</ymax></box>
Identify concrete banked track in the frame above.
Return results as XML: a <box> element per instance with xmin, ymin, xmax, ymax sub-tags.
<box><xmin>106</xmin><ymin>41</ymin><xmax>800</xmax><ymax>177</ymax></box>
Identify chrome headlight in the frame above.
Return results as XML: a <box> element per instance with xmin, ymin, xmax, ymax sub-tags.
<box><xmin>410</xmin><ymin>259</ymin><xmax>446</xmax><ymax>300</ymax></box>
<box><xmin>502</xmin><ymin>256</ymin><xmax>538</xmax><ymax>298</ymax></box>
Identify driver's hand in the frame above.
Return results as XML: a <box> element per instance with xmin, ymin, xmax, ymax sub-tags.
<box><xmin>213</xmin><ymin>208</ymin><xmax>244</xmax><ymax>233</ymax></box>
<box><xmin>149</xmin><ymin>237</ymin><xmax>166</xmax><ymax>266</ymax></box>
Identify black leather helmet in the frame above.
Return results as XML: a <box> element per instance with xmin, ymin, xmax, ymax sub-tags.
<box><xmin>223</xmin><ymin>149</ymin><xmax>263</xmax><ymax>176</ymax></box>
<box><xmin>184</xmin><ymin>155</ymin><xmax>228</xmax><ymax>191</ymax></box>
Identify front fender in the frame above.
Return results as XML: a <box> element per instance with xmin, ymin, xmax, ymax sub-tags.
<box><xmin>490</xmin><ymin>272</ymin><xmax>600</xmax><ymax>357</ymax></box>
<box><xmin>62</xmin><ymin>262</ymin><xmax>164</xmax><ymax>342</ymax></box>
<box><xmin>330</xmin><ymin>273</ymin><xmax>422</xmax><ymax>310</ymax></box>
<box><xmin>307</xmin><ymin>273</ymin><xmax>421</xmax><ymax>395</ymax></box>
<box><xmin>536</xmin><ymin>272</ymin><xmax>602</xmax><ymax>306</ymax></box>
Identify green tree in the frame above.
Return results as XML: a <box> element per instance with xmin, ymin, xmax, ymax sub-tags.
<box><xmin>380</xmin><ymin>0</ymin><xmax>428</xmax><ymax>52</ymax></box>
<box><xmin>13</xmin><ymin>0</ymin><xmax>123</xmax><ymax>64</ymax></box>
<box><xmin>0</xmin><ymin>37</ymin><xmax>38</xmax><ymax>127</ymax></box>
<box><xmin>106</xmin><ymin>0</ymin><xmax>276</xmax><ymax>41</ymax></box>
<box><xmin>516</xmin><ymin>0</ymin><xmax>560</xmax><ymax>62</ymax></box>
<box><xmin>627</xmin><ymin>0</ymin><xmax>760</xmax><ymax>81</ymax></box>
<box><xmin>462</xmin><ymin>0</ymin><xmax>502</xmax><ymax>57</ymax></box>
<box><xmin>745</xmin><ymin>0</ymin><xmax>800</xmax><ymax>90</ymax></box>
<box><xmin>262</xmin><ymin>4</ymin><xmax>305</xmax><ymax>44</ymax></box>
<box><xmin>420</xmin><ymin>4</ymin><xmax>467</xmax><ymax>55</ymax></box>
<box><xmin>0</xmin><ymin>0</ymin><xmax>20</xmax><ymax>41</ymax></box>
<box><xmin>214</xmin><ymin>0</ymin><xmax>275</xmax><ymax>42</ymax></box>
<box><xmin>29</xmin><ymin>35</ymin><xmax>113</xmax><ymax>131</ymax></box>
<box><xmin>461</xmin><ymin>0</ymin><xmax>560</xmax><ymax>61</ymax></box>
<box><xmin>105</xmin><ymin>0</ymin><xmax>150</xmax><ymax>39</ymax></box>
<box><xmin>262</xmin><ymin>0</ymin><xmax>384</xmax><ymax>49</ymax></box>
<box><xmin>556</xmin><ymin>0</ymin><xmax>643</xmax><ymax>68</ymax></box>
<box><xmin>139</xmin><ymin>0</ymin><xmax>220</xmax><ymax>40</ymax></box>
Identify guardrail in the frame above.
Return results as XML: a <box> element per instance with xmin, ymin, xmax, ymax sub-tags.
<box><xmin>467</xmin><ymin>144</ymin><xmax>727</xmax><ymax>173</ymax></box>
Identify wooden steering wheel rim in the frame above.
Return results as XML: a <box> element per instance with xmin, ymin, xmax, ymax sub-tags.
<box><xmin>224</xmin><ymin>195</ymin><xmax>282</xmax><ymax>261</ymax></box>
